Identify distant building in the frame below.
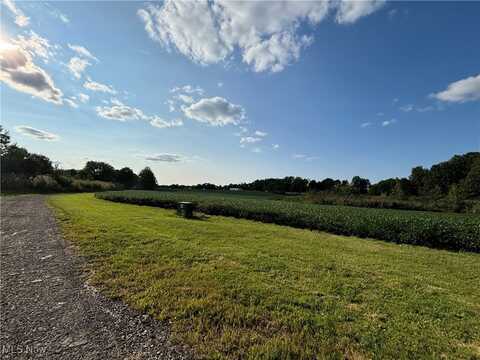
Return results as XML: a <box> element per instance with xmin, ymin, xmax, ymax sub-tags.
<box><xmin>229</xmin><ymin>187</ymin><xmax>242</xmax><ymax>191</ymax></box>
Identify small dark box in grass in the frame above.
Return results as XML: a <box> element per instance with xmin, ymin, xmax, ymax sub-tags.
<box><xmin>177</xmin><ymin>202</ymin><xmax>194</xmax><ymax>218</ymax></box>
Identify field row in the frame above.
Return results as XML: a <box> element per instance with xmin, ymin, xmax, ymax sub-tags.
<box><xmin>96</xmin><ymin>190</ymin><xmax>480</xmax><ymax>253</ymax></box>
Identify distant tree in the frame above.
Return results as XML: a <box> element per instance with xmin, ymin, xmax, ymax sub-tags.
<box><xmin>320</xmin><ymin>178</ymin><xmax>337</xmax><ymax>191</ymax></box>
<box><xmin>0</xmin><ymin>126</ymin><xmax>11</xmax><ymax>157</ymax></box>
<box><xmin>1</xmin><ymin>144</ymin><xmax>52</xmax><ymax>177</ymax></box>
<box><xmin>290</xmin><ymin>177</ymin><xmax>309</xmax><ymax>192</ymax></box>
<box><xmin>351</xmin><ymin>176</ymin><xmax>370</xmax><ymax>194</ymax></box>
<box><xmin>460</xmin><ymin>158</ymin><xmax>480</xmax><ymax>198</ymax></box>
<box><xmin>116</xmin><ymin>167</ymin><xmax>138</xmax><ymax>188</ymax></box>
<box><xmin>369</xmin><ymin>178</ymin><xmax>397</xmax><ymax>196</ymax></box>
<box><xmin>80</xmin><ymin>161</ymin><xmax>116</xmax><ymax>182</ymax></box>
<box><xmin>410</xmin><ymin>166</ymin><xmax>429</xmax><ymax>195</ymax></box>
<box><xmin>409</xmin><ymin>153</ymin><xmax>480</xmax><ymax>196</ymax></box>
<box><xmin>139</xmin><ymin>167</ymin><xmax>157</xmax><ymax>190</ymax></box>
<box><xmin>24</xmin><ymin>153</ymin><xmax>53</xmax><ymax>176</ymax></box>
<box><xmin>393</xmin><ymin>178</ymin><xmax>415</xmax><ymax>198</ymax></box>
<box><xmin>308</xmin><ymin>180</ymin><xmax>318</xmax><ymax>192</ymax></box>
<box><xmin>1</xmin><ymin>145</ymin><xmax>28</xmax><ymax>175</ymax></box>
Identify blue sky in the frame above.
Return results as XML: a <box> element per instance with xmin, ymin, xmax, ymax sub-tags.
<box><xmin>1</xmin><ymin>1</ymin><xmax>479</xmax><ymax>185</ymax></box>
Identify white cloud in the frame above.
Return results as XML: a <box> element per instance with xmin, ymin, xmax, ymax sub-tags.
<box><xmin>217</xmin><ymin>82</ymin><xmax>223</xmax><ymax>88</ymax></box>
<box><xmin>78</xmin><ymin>93</ymin><xmax>90</xmax><ymax>103</ymax></box>
<box><xmin>431</xmin><ymin>74</ymin><xmax>480</xmax><ymax>103</ymax></box>
<box><xmin>240</xmin><ymin>136</ymin><xmax>261</xmax><ymax>144</ymax></box>
<box><xmin>150</xmin><ymin>117</ymin><xmax>183</xmax><ymax>129</ymax></box>
<box><xmin>3</xmin><ymin>0</ymin><xmax>30</xmax><ymax>27</ymax></box>
<box><xmin>382</xmin><ymin>119</ymin><xmax>397</xmax><ymax>127</ymax></box>
<box><xmin>400</xmin><ymin>104</ymin><xmax>414</xmax><ymax>112</ymax></box>
<box><xmin>416</xmin><ymin>105</ymin><xmax>435</xmax><ymax>112</ymax></box>
<box><xmin>145</xmin><ymin>153</ymin><xmax>186</xmax><ymax>162</ymax></box>
<box><xmin>361</xmin><ymin>122</ymin><xmax>372</xmax><ymax>128</ymax></box>
<box><xmin>234</xmin><ymin>126</ymin><xmax>249</xmax><ymax>136</ymax></box>
<box><xmin>14</xmin><ymin>125</ymin><xmax>59</xmax><ymax>141</ymax></box>
<box><xmin>335</xmin><ymin>0</ymin><xmax>385</xmax><ymax>24</ymax></box>
<box><xmin>64</xmin><ymin>98</ymin><xmax>78</xmax><ymax>108</ymax></box>
<box><xmin>138</xmin><ymin>1</ymin><xmax>229</xmax><ymax>65</ymax></box>
<box><xmin>138</xmin><ymin>0</ymin><xmax>382</xmax><ymax>73</ymax></box>
<box><xmin>96</xmin><ymin>99</ymin><xmax>145</xmax><ymax>122</ymax></box>
<box><xmin>166</xmin><ymin>99</ymin><xmax>175</xmax><ymax>112</ymax></box>
<box><xmin>167</xmin><ymin>84</ymin><xmax>205</xmax><ymax>112</ymax></box>
<box><xmin>170</xmin><ymin>85</ymin><xmax>204</xmax><ymax>95</ymax></box>
<box><xmin>292</xmin><ymin>154</ymin><xmax>306</xmax><ymax>159</ymax></box>
<box><xmin>272</xmin><ymin>144</ymin><xmax>280</xmax><ymax>150</ymax></box>
<box><xmin>176</xmin><ymin>94</ymin><xmax>194</xmax><ymax>103</ymax></box>
<box><xmin>68</xmin><ymin>44</ymin><xmax>98</xmax><ymax>62</ymax></box>
<box><xmin>96</xmin><ymin>98</ymin><xmax>183</xmax><ymax>129</ymax></box>
<box><xmin>292</xmin><ymin>153</ymin><xmax>318</xmax><ymax>161</ymax></box>
<box><xmin>59</xmin><ymin>13</ymin><xmax>69</xmax><ymax>24</ymax></box>
<box><xmin>376</xmin><ymin>112</ymin><xmax>384</xmax><ymax>116</ymax></box>
<box><xmin>83</xmin><ymin>78</ymin><xmax>116</xmax><ymax>94</ymax></box>
<box><xmin>0</xmin><ymin>42</ymin><xmax>63</xmax><ymax>104</ymax></box>
<box><xmin>252</xmin><ymin>147</ymin><xmax>262</xmax><ymax>153</ymax></box>
<box><xmin>255</xmin><ymin>130</ymin><xmax>267</xmax><ymax>137</ymax></box>
<box><xmin>67</xmin><ymin>57</ymin><xmax>91</xmax><ymax>79</ymax></box>
<box><xmin>183</xmin><ymin>96</ymin><xmax>245</xmax><ymax>126</ymax></box>
<box><xmin>400</xmin><ymin>103</ymin><xmax>441</xmax><ymax>113</ymax></box>
<box><xmin>51</xmin><ymin>8</ymin><xmax>69</xmax><ymax>24</ymax></box>
<box><xmin>243</xmin><ymin>32</ymin><xmax>313</xmax><ymax>73</ymax></box>
<box><xmin>14</xmin><ymin>31</ymin><xmax>54</xmax><ymax>61</ymax></box>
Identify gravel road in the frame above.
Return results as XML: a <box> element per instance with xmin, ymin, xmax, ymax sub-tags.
<box><xmin>0</xmin><ymin>195</ymin><xmax>192</xmax><ymax>359</ymax></box>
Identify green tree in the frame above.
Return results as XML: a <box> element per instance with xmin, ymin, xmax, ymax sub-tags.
<box><xmin>80</xmin><ymin>161</ymin><xmax>116</xmax><ymax>182</ymax></box>
<box><xmin>139</xmin><ymin>167</ymin><xmax>157</xmax><ymax>190</ymax></box>
<box><xmin>0</xmin><ymin>126</ymin><xmax>11</xmax><ymax>157</ymax></box>
<box><xmin>461</xmin><ymin>159</ymin><xmax>480</xmax><ymax>198</ymax></box>
<box><xmin>393</xmin><ymin>178</ymin><xmax>415</xmax><ymax>198</ymax></box>
<box><xmin>24</xmin><ymin>153</ymin><xmax>53</xmax><ymax>176</ymax></box>
<box><xmin>351</xmin><ymin>176</ymin><xmax>370</xmax><ymax>194</ymax></box>
<box><xmin>369</xmin><ymin>178</ymin><xmax>397</xmax><ymax>196</ymax></box>
<box><xmin>116</xmin><ymin>167</ymin><xmax>138</xmax><ymax>188</ymax></box>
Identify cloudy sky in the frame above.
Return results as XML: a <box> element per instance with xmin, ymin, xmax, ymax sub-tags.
<box><xmin>1</xmin><ymin>1</ymin><xmax>479</xmax><ymax>185</ymax></box>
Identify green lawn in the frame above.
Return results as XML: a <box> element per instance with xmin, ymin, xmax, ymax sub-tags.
<box><xmin>49</xmin><ymin>194</ymin><xmax>480</xmax><ymax>359</ymax></box>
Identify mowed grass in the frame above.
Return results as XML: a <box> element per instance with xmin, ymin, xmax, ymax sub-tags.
<box><xmin>49</xmin><ymin>194</ymin><xmax>480</xmax><ymax>359</ymax></box>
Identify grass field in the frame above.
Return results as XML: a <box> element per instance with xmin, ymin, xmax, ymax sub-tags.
<box><xmin>49</xmin><ymin>194</ymin><xmax>480</xmax><ymax>359</ymax></box>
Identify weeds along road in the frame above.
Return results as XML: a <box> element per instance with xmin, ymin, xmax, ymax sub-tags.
<box><xmin>0</xmin><ymin>195</ymin><xmax>191</xmax><ymax>360</ymax></box>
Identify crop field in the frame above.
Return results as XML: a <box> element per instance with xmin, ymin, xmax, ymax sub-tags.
<box><xmin>49</xmin><ymin>193</ymin><xmax>480</xmax><ymax>359</ymax></box>
<box><xmin>96</xmin><ymin>190</ymin><xmax>480</xmax><ymax>253</ymax></box>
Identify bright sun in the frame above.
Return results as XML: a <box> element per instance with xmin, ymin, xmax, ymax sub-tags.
<box><xmin>0</xmin><ymin>32</ymin><xmax>15</xmax><ymax>52</ymax></box>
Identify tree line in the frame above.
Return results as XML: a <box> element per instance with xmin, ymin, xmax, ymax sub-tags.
<box><xmin>1</xmin><ymin>126</ymin><xmax>158</xmax><ymax>192</ymax></box>
<box><xmin>1</xmin><ymin>126</ymin><xmax>478</xmax><ymax>202</ymax></box>
<box><xmin>208</xmin><ymin>152</ymin><xmax>479</xmax><ymax>201</ymax></box>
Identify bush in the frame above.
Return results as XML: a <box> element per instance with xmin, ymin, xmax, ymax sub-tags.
<box><xmin>31</xmin><ymin>175</ymin><xmax>61</xmax><ymax>192</ymax></box>
<box><xmin>1</xmin><ymin>173</ymin><xmax>32</xmax><ymax>193</ymax></box>
<box><xmin>54</xmin><ymin>174</ymin><xmax>73</xmax><ymax>189</ymax></box>
<box><xmin>70</xmin><ymin>179</ymin><xmax>117</xmax><ymax>192</ymax></box>
<box><xmin>96</xmin><ymin>190</ymin><xmax>480</xmax><ymax>253</ymax></box>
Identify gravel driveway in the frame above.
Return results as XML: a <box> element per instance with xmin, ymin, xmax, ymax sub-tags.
<box><xmin>0</xmin><ymin>195</ymin><xmax>192</xmax><ymax>359</ymax></box>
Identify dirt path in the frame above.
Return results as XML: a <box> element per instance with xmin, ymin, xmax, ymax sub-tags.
<box><xmin>0</xmin><ymin>195</ymin><xmax>191</xmax><ymax>360</ymax></box>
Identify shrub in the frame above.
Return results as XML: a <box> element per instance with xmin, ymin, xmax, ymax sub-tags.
<box><xmin>31</xmin><ymin>175</ymin><xmax>61</xmax><ymax>192</ymax></box>
<box><xmin>71</xmin><ymin>179</ymin><xmax>117</xmax><ymax>192</ymax></box>
<box><xmin>1</xmin><ymin>173</ymin><xmax>31</xmax><ymax>193</ymax></box>
<box><xmin>54</xmin><ymin>174</ymin><xmax>73</xmax><ymax>189</ymax></box>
